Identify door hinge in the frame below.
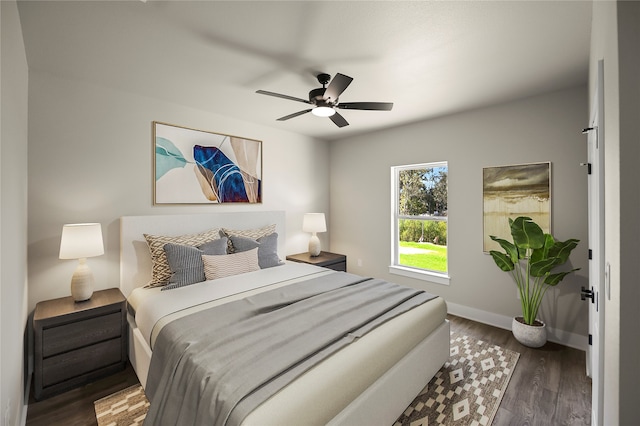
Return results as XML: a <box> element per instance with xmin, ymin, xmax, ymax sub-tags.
<box><xmin>589</xmin><ymin>334</ymin><xmax>593</xmax><ymax>346</ymax></box>
<box><xmin>589</xmin><ymin>249</ymin><xmax>592</xmax><ymax>260</ymax></box>
<box><xmin>579</xmin><ymin>162</ymin><xmax>592</xmax><ymax>174</ymax></box>
<box><xmin>581</xmin><ymin>286</ymin><xmax>595</xmax><ymax>303</ymax></box>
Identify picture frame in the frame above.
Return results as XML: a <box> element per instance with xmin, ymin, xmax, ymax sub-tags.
<box><xmin>153</xmin><ymin>122</ymin><xmax>262</xmax><ymax>204</ymax></box>
<box><xmin>482</xmin><ymin>162</ymin><xmax>551</xmax><ymax>252</ymax></box>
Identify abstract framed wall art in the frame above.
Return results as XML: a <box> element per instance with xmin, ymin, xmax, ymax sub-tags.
<box><xmin>482</xmin><ymin>162</ymin><xmax>551</xmax><ymax>252</ymax></box>
<box><xmin>153</xmin><ymin>122</ymin><xmax>262</xmax><ymax>204</ymax></box>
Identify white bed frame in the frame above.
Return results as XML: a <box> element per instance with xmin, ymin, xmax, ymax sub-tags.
<box><xmin>120</xmin><ymin>211</ymin><xmax>449</xmax><ymax>425</ymax></box>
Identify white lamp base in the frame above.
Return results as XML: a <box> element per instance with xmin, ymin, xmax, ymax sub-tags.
<box><xmin>70</xmin><ymin>258</ymin><xmax>95</xmax><ymax>302</ymax></box>
<box><xmin>308</xmin><ymin>233</ymin><xmax>321</xmax><ymax>257</ymax></box>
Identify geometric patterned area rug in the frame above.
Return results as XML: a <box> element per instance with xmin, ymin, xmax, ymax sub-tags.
<box><xmin>394</xmin><ymin>332</ymin><xmax>520</xmax><ymax>426</ymax></box>
<box><xmin>94</xmin><ymin>333</ymin><xmax>518</xmax><ymax>426</ymax></box>
<box><xmin>94</xmin><ymin>384</ymin><xmax>149</xmax><ymax>426</ymax></box>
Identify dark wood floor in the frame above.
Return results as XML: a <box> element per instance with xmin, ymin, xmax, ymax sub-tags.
<box><xmin>26</xmin><ymin>363</ymin><xmax>139</xmax><ymax>426</ymax></box>
<box><xmin>26</xmin><ymin>314</ymin><xmax>591</xmax><ymax>425</ymax></box>
<box><xmin>451</xmin><ymin>315</ymin><xmax>591</xmax><ymax>425</ymax></box>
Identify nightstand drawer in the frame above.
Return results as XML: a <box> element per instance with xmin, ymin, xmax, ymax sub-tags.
<box><xmin>327</xmin><ymin>261</ymin><xmax>347</xmax><ymax>272</ymax></box>
<box><xmin>42</xmin><ymin>338</ymin><xmax>123</xmax><ymax>387</ymax></box>
<box><xmin>42</xmin><ymin>311</ymin><xmax>122</xmax><ymax>357</ymax></box>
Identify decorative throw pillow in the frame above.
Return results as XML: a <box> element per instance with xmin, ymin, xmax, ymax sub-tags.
<box><xmin>162</xmin><ymin>238</ymin><xmax>229</xmax><ymax>290</ymax></box>
<box><xmin>202</xmin><ymin>248</ymin><xmax>260</xmax><ymax>281</ymax></box>
<box><xmin>229</xmin><ymin>233</ymin><xmax>281</xmax><ymax>269</ymax></box>
<box><xmin>221</xmin><ymin>224</ymin><xmax>277</xmax><ymax>253</ymax></box>
<box><xmin>144</xmin><ymin>227</ymin><xmax>221</xmax><ymax>287</ymax></box>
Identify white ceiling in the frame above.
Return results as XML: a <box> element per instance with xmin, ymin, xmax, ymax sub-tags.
<box><xmin>17</xmin><ymin>1</ymin><xmax>592</xmax><ymax>141</ymax></box>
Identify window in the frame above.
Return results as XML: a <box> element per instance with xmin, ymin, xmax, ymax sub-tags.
<box><xmin>390</xmin><ymin>162</ymin><xmax>449</xmax><ymax>284</ymax></box>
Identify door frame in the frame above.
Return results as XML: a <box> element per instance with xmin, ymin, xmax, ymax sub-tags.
<box><xmin>587</xmin><ymin>59</ymin><xmax>605</xmax><ymax>426</ymax></box>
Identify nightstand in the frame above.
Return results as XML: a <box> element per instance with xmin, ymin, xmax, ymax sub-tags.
<box><xmin>33</xmin><ymin>288</ymin><xmax>127</xmax><ymax>400</ymax></box>
<box><xmin>286</xmin><ymin>251</ymin><xmax>347</xmax><ymax>272</ymax></box>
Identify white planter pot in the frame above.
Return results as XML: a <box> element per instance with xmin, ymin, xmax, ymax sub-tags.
<box><xmin>512</xmin><ymin>316</ymin><xmax>547</xmax><ymax>348</ymax></box>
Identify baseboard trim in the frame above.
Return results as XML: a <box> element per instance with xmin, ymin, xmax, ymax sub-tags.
<box><xmin>20</xmin><ymin>402</ymin><xmax>27</xmax><ymax>426</ymax></box>
<box><xmin>20</xmin><ymin>372</ymin><xmax>31</xmax><ymax>426</ymax></box>
<box><xmin>446</xmin><ymin>302</ymin><xmax>588</xmax><ymax>351</ymax></box>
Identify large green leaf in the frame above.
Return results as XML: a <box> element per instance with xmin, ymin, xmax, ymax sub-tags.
<box><xmin>529</xmin><ymin>257</ymin><xmax>558</xmax><ymax>277</ymax></box>
<box><xmin>545</xmin><ymin>268</ymin><xmax>581</xmax><ymax>286</ymax></box>
<box><xmin>531</xmin><ymin>234</ymin><xmax>555</xmax><ymax>263</ymax></box>
<box><xmin>490</xmin><ymin>235</ymin><xmax>518</xmax><ymax>263</ymax></box>
<box><xmin>510</xmin><ymin>216</ymin><xmax>545</xmax><ymax>250</ymax></box>
<box><xmin>548</xmin><ymin>238</ymin><xmax>580</xmax><ymax>264</ymax></box>
<box><xmin>489</xmin><ymin>251</ymin><xmax>515</xmax><ymax>271</ymax></box>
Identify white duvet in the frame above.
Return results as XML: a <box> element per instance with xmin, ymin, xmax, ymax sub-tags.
<box><xmin>129</xmin><ymin>262</ymin><xmax>333</xmax><ymax>348</ymax></box>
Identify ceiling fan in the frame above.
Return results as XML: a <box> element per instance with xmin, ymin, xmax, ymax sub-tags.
<box><xmin>256</xmin><ymin>73</ymin><xmax>393</xmax><ymax>128</ymax></box>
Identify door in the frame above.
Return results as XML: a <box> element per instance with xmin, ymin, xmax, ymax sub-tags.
<box><xmin>585</xmin><ymin>59</ymin><xmax>605</xmax><ymax>426</ymax></box>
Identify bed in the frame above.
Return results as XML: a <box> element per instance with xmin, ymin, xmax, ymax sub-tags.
<box><xmin>120</xmin><ymin>211</ymin><xmax>449</xmax><ymax>425</ymax></box>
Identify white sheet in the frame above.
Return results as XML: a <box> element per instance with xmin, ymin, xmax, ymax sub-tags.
<box><xmin>130</xmin><ymin>262</ymin><xmax>332</xmax><ymax>347</ymax></box>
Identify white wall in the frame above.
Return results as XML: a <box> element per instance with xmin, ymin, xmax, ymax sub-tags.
<box><xmin>329</xmin><ymin>86</ymin><xmax>589</xmax><ymax>346</ymax></box>
<box><xmin>590</xmin><ymin>1</ymin><xmax>640</xmax><ymax>423</ymax></box>
<box><xmin>27</xmin><ymin>71</ymin><xmax>330</xmax><ymax>311</ymax></box>
<box><xmin>1</xmin><ymin>1</ymin><xmax>30</xmax><ymax>425</ymax></box>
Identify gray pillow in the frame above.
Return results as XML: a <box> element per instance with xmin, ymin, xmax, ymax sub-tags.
<box><xmin>229</xmin><ymin>233</ymin><xmax>281</xmax><ymax>269</ymax></box>
<box><xmin>162</xmin><ymin>237</ymin><xmax>228</xmax><ymax>290</ymax></box>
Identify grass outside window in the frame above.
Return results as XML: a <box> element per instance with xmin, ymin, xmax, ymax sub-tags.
<box><xmin>399</xmin><ymin>241</ymin><xmax>447</xmax><ymax>273</ymax></box>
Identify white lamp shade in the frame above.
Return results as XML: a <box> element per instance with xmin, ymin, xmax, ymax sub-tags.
<box><xmin>302</xmin><ymin>213</ymin><xmax>327</xmax><ymax>233</ymax></box>
<box><xmin>59</xmin><ymin>223</ymin><xmax>104</xmax><ymax>259</ymax></box>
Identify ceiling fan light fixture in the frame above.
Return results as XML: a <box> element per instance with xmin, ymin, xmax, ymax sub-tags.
<box><xmin>312</xmin><ymin>106</ymin><xmax>336</xmax><ymax>117</ymax></box>
<box><xmin>256</xmin><ymin>72</ymin><xmax>392</xmax><ymax>128</ymax></box>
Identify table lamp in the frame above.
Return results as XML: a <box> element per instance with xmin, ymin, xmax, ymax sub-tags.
<box><xmin>59</xmin><ymin>223</ymin><xmax>104</xmax><ymax>302</ymax></box>
<box><xmin>302</xmin><ymin>213</ymin><xmax>326</xmax><ymax>257</ymax></box>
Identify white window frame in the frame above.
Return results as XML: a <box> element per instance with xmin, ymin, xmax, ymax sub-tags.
<box><xmin>389</xmin><ymin>162</ymin><xmax>450</xmax><ymax>285</ymax></box>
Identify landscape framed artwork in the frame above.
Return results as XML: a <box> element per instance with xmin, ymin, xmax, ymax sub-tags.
<box><xmin>482</xmin><ymin>162</ymin><xmax>551</xmax><ymax>252</ymax></box>
<box><xmin>154</xmin><ymin>122</ymin><xmax>262</xmax><ymax>204</ymax></box>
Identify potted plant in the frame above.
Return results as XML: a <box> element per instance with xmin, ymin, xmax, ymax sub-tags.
<box><xmin>489</xmin><ymin>216</ymin><xmax>580</xmax><ymax>347</ymax></box>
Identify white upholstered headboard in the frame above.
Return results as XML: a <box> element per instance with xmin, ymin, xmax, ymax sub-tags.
<box><xmin>120</xmin><ymin>211</ymin><xmax>286</xmax><ymax>297</ymax></box>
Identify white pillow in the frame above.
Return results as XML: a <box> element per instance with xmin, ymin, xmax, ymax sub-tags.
<box><xmin>202</xmin><ymin>248</ymin><xmax>260</xmax><ymax>280</ymax></box>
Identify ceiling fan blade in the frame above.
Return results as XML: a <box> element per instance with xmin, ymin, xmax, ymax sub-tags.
<box><xmin>324</xmin><ymin>73</ymin><xmax>353</xmax><ymax>102</ymax></box>
<box><xmin>256</xmin><ymin>90</ymin><xmax>311</xmax><ymax>105</ymax></box>
<box><xmin>329</xmin><ymin>111</ymin><xmax>349</xmax><ymax>128</ymax></box>
<box><xmin>337</xmin><ymin>102</ymin><xmax>394</xmax><ymax>111</ymax></box>
<box><xmin>277</xmin><ymin>109</ymin><xmax>312</xmax><ymax>121</ymax></box>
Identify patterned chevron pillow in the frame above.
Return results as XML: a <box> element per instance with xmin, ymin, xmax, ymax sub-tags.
<box><xmin>144</xmin><ymin>227</ymin><xmax>221</xmax><ymax>287</ymax></box>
